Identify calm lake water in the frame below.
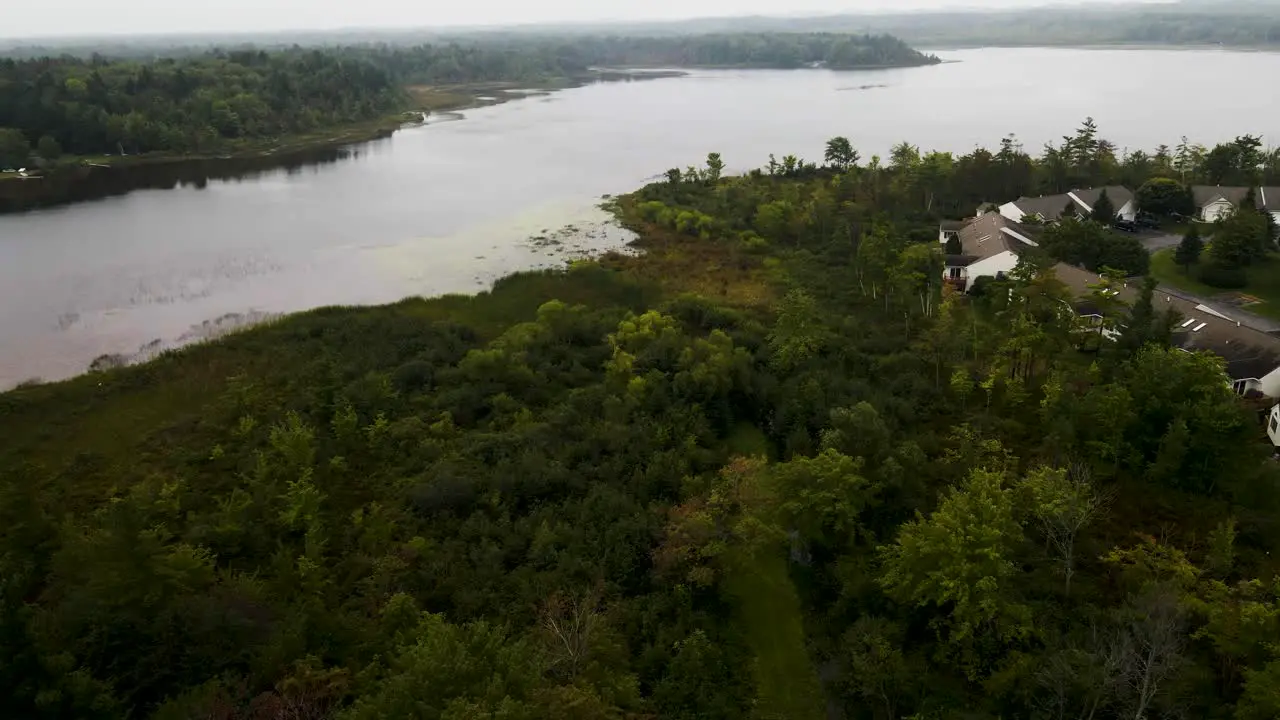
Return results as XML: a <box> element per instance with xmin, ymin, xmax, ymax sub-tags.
<box><xmin>2</xmin><ymin>46</ymin><xmax>1279</xmax><ymax>388</ymax></box>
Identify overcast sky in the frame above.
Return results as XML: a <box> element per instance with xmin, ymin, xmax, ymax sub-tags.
<box><xmin>2</xmin><ymin>0</ymin><xmax>1158</xmax><ymax>39</ymax></box>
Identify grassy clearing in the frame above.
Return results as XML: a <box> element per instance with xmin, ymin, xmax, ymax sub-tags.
<box><xmin>727</xmin><ymin>422</ymin><xmax>772</xmax><ymax>457</ymax></box>
<box><xmin>603</xmin><ymin>220</ymin><xmax>777</xmax><ymax>310</ymax></box>
<box><xmin>1151</xmin><ymin>248</ymin><xmax>1280</xmax><ymax>320</ymax></box>
<box><xmin>723</xmin><ymin>549</ymin><xmax>826</xmax><ymax>720</ymax></box>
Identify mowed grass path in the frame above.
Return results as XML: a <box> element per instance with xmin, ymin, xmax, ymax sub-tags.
<box><xmin>724</xmin><ymin>549</ymin><xmax>826</xmax><ymax>720</ymax></box>
<box><xmin>1151</xmin><ymin>248</ymin><xmax>1280</xmax><ymax>320</ymax></box>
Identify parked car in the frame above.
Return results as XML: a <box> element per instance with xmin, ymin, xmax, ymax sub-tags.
<box><xmin>1136</xmin><ymin>213</ymin><xmax>1160</xmax><ymax>229</ymax></box>
<box><xmin>1113</xmin><ymin>219</ymin><xmax>1139</xmax><ymax>233</ymax></box>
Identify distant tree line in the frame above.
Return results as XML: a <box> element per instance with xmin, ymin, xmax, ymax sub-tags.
<box><xmin>0</xmin><ymin>49</ymin><xmax>404</xmax><ymax>160</ymax></box>
<box><xmin>0</xmin><ymin>33</ymin><xmax>936</xmax><ymax>161</ymax></box>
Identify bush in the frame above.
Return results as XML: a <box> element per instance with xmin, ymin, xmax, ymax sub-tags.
<box><xmin>1136</xmin><ymin>177</ymin><xmax>1194</xmax><ymax>217</ymax></box>
<box><xmin>1199</xmin><ymin>261</ymin><xmax>1248</xmax><ymax>289</ymax></box>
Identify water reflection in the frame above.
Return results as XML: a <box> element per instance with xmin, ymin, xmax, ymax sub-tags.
<box><xmin>0</xmin><ymin>143</ymin><xmax>363</xmax><ymax>213</ymax></box>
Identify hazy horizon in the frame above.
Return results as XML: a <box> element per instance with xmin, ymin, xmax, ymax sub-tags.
<box><xmin>3</xmin><ymin>0</ymin><xmax>1177</xmax><ymax>39</ymax></box>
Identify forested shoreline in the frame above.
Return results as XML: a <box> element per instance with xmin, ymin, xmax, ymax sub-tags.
<box><xmin>0</xmin><ymin>33</ymin><xmax>935</xmax><ymax>164</ymax></box>
<box><xmin>5</xmin><ymin>120</ymin><xmax>1280</xmax><ymax>718</ymax></box>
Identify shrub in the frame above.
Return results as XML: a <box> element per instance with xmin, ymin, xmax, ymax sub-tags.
<box><xmin>1199</xmin><ymin>261</ymin><xmax>1247</xmax><ymax>289</ymax></box>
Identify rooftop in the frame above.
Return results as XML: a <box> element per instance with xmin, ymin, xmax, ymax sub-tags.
<box><xmin>953</xmin><ymin>213</ymin><xmax>1039</xmax><ymax>264</ymax></box>
<box><xmin>1010</xmin><ymin>192</ymin><xmax>1078</xmax><ymax>221</ymax></box>
<box><xmin>1192</xmin><ymin>185</ymin><xmax>1253</xmax><ymax>208</ymax></box>
<box><xmin>1052</xmin><ymin>263</ymin><xmax>1280</xmax><ymax>381</ymax></box>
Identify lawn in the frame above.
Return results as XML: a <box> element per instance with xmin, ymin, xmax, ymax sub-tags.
<box><xmin>723</xmin><ymin>549</ymin><xmax>826</xmax><ymax>720</ymax></box>
<box><xmin>1151</xmin><ymin>248</ymin><xmax>1280</xmax><ymax>320</ymax></box>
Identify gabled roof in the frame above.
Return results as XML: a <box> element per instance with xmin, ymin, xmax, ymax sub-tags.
<box><xmin>1052</xmin><ymin>263</ymin><xmax>1280</xmax><ymax>382</ymax></box>
<box><xmin>1009</xmin><ymin>193</ymin><xmax>1078</xmax><ymax>221</ymax></box>
<box><xmin>1071</xmin><ymin>186</ymin><xmax>1134</xmax><ymax>213</ymax></box>
<box><xmin>953</xmin><ymin>213</ymin><xmax>1039</xmax><ymax>265</ymax></box>
<box><xmin>1258</xmin><ymin>187</ymin><xmax>1280</xmax><ymax>212</ymax></box>
<box><xmin>1008</xmin><ymin>186</ymin><xmax>1133</xmax><ymax>221</ymax></box>
<box><xmin>1192</xmin><ymin>185</ymin><xmax>1252</xmax><ymax>208</ymax></box>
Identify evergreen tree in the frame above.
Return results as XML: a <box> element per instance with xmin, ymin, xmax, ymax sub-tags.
<box><xmin>1062</xmin><ymin>198</ymin><xmax>1078</xmax><ymax>221</ymax></box>
<box><xmin>1174</xmin><ymin>225</ymin><xmax>1204</xmax><ymax>271</ymax></box>
<box><xmin>1117</xmin><ymin>276</ymin><xmax>1160</xmax><ymax>357</ymax></box>
<box><xmin>945</xmin><ymin>235</ymin><xmax>963</xmax><ymax>255</ymax></box>
<box><xmin>1091</xmin><ymin>188</ymin><xmax>1116</xmax><ymax>224</ymax></box>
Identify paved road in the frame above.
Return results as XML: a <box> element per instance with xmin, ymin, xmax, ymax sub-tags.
<box><xmin>1158</xmin><ymin>285</ymin><xmax>1280</xmax><ymax>334</ymax></box>
<box><xmin>1125</xmin><ymin>229</ymin><xmax>1280</xmax><ymax>333</ymax></box>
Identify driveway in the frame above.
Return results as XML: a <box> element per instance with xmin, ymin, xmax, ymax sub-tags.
<box><xmin>1139</xmin><ymin>232</ymin><xmax>1182</xmax><ymax>253</ymax></box>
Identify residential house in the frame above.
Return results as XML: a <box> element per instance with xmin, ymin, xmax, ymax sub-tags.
<box><xmin>938</xmin><ymin>220</ymin><xmax>967</xmax><ymax>245</ymax></box>
<box><xmin>1052</xmin><ymin>263</ymin><xmax>1280</xmax><ymax>398</ymax></box>
<box><xmin>1192</xmin><ymin>185</ymin><xmax>1253</xmax><ymax>223</ymax></box>
<box><xmin>998</xmin><ymin>186</ymin><xmax>1137</xmax><ymax>224</ymax></box>
<box><xmin>939</xmin><ymin>213</ymin><xmax>1039</xmax><ymax>292</ymax></box>
<box><xmin>1259</xmin><ymin>187</ymin><xmax>1280</xmax><ymax>227</ymax></box>
<box><xmin>1266</xmin><ymin>404</ymin><xmax>1280</xmax><ymax>449</ymax></box>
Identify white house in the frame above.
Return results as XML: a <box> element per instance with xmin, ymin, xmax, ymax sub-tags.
<box><xmin>940</xmin><ymin>213</ymin><xmax>1039</xmax><ymax>292</ymax></box>
<box><xmin>1267</xmin><ymin>405</ymin><xmax>1280</xmax><ymax>450</ymax></box>
<box><xmin>999</xmin><ymin>186</ymin><xmax>1136</xmax><ymax>224</ymax></box>
<box><xmin>938</xmin><ymin>220</ymin><xmax>967</xmax><ymax>244</ymax></box>
<box><xmin>1192</xmin><ymin>186</ymin><xmax>1253</xmax><ymax>223</ymax></box>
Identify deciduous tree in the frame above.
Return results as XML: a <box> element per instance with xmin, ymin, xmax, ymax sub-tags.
<box><xmin>879</xmin><ymin>468</ymin><xmax>1031</xmax><ymax>669</ymax></box>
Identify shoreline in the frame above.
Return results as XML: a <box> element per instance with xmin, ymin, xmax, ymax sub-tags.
<box><xmin>0</xmin><ymin>202</ymin><xmax>639</xmax><ymax>391</ymax></box>
<box><xmin>0</xmin><ymin>69</ymin><xmax>690</xmax><ymax>210</ymax></box>
<box><xmin>916</xmin><ymin>41</ymin><xmax>1280</xmax><ymax>53</ymax></box>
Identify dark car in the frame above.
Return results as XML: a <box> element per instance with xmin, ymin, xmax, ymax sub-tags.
<box><xmin>1113</xmin><ymin>219</ymin><xmax>1139</xmax><ymax>233</ymax></box>
<box><xmin>1136</xmin><ymin>213</ymin><xmax>1160</xmax><ymax>229</ymax></box>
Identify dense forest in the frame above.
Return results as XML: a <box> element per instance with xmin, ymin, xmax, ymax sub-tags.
<box><xmin>0</xmin><ymin>50</ymin><xmax>405</xmax><ymax>160</ymax></box>
<box><xmin>6</xmin><ymin>120</ymin><xmax>1280</xmax><ymax>718</ymax></box>
<box><xmin>0</xmin><ymin>33</ymin><xmax>935</xmax><ymax>162</ymax></box>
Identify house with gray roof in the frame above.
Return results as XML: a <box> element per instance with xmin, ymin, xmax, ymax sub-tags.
<box><xmin>1192</xmin><ymin>186</ymin><xmax>1254</xmax><ymax>223</ymax></box>
<box><xmin>939</xmin><ymin>213</ymin><xmax>1040</xmax><ymax>292</ymax></box>
<box><xmin>998</xmin><ymin>186</ymin><xmax>1136</xmax><ymax>224</ymax></box>
<box><xmin>1053</xmin><ymin>263</ymin><xmax>1280</xmax><ymax>398</ymax></box>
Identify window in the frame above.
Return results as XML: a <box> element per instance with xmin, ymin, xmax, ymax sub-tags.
<box><xmin>948</xmin><ymin>267</ymin><xmax>963</xmax><ymax>279</ymax></box>
<box><xmin>1181</xmin><ymin>318</ymin><xmax>1196</xmax><ymax>328</ymax></box>
<box><xmin>1193</xmin><ymin>323</ymin><xmax>1208</xmax><ymax>332</ymax></box>
<box><xmin>1271</xmin><ymin>413</ymin><xmax>1278</xmax><ymax>434</ymax></box>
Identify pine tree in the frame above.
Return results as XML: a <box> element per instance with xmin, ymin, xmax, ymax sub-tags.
<box><xmin>1062</xmin><ymin>198</ymin><xmax>1078</xmax><ymax>221</ymax></box>
<box><xmin>1091</xmin><ymin>189</ymin><xmax>1116</xmax><ymax>224</ymax></box>
<box><xmin>1174</xmin><ymin>225</ymin><xmax>1204</xmax><ymax>271</ymax></box>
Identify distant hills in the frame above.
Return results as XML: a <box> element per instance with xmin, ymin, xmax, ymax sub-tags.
<box><xmin>4</xmin><ymin>0</ymin><xmax>1280</xmax><ymax>58</ymax></box>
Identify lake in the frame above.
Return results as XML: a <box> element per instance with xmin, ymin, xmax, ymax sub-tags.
<box><xmin>2</xmin><ymin>46</ymin><xmax>1279</xmax><ymax>389</ymax></box>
